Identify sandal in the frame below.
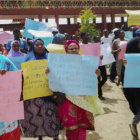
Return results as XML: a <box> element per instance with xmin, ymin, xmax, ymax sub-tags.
<box><xmin>129</xmin><ymin>124</ymin><xmax>139</xmax><ymax>140</ymax></box>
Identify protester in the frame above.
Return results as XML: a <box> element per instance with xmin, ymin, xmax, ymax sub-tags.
<box><xmin>7</xmin><ymin>40</ymin><xmax>26</xmax><ymax>57</ymax></box>
<box><xmin>71</xmin><ymin>34</ymin><xmax>80</xmax><ymax>43</ymax></box>
<box><xmin>123</xmin><ymin>29</ymin><xmax>140</xmax><ymax>140</ymax></box>
<box><xmin>20</xmin><ymin>39</ymin><xmax>60</xmax><ymax>140</ymax></box>
<box><xmin>97</xmin><ymin>29</ymin><xmax>113</xmax><ymax>100</ymax></box>
<box><xmin>110</xmin><ymin>29</ymin><xmax>120</xmax><ymax>83</ymax></box>
<box><xmin>64</xmin><ymin>33</ymin><xmax>71</xmax><ymax>41</ymax></box>
<box><xmin>101</xmin><ymin>29</ymin><xmax>112</xmax><ymax>45</ymax></box>
<box><xmin>6</xmin><ymin>28</ymin><xmax>28</xmax><ymax>54</ymax></box>
<box><xmin>0</xmin><ymin>44</ymin><xmax>5</xmax><ymax>55</ymax></box>
<box><xmin>52</xmin><ymin>28</ymin><xmax>59</xmax><ymax>37</ymax></box>
<box><xmin>80</xmin><ymin>32</ymin><xmax>90</xmax><ymax>44</ymax></box>
<box><xmin>46</xmin><ymin>40</ymin><xmax>103</xmax><ymax>140</ymax></box>
<box><xmin>0</xmin><ymin>54</ymin><xmax>20</xmax><ymax>140</ymax></box>
<box><xmin>111</xmin><ymin>30</ymin><xmax>127</xmax><ymax>85</ymax></box>
<box><xmin>52</xmin><ymin>33</ymin><xmax>66</xmax><ymax>45</ymax></box>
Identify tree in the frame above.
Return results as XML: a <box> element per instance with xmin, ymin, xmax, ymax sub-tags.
<box><xmin>79</xmin><ymin>8</ymin><xmax>98</xmax><ymax>39</ymax></box>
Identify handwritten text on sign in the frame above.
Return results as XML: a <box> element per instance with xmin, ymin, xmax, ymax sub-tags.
<box><xmin>48</xmin><ymin>53</ymin><xmax>99</xmax><ymax>95</ymax></box>
<box><xmin>22</xmin><ymin>59</ymin><xmax>53</xmax><ymax>100</ymax></box>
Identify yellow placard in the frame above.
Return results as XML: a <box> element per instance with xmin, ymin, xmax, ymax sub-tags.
<box><xmin>46</xmin><ymin>44</ymin><xmax>66</xmax><ymax>54</ymax></box>
<box><xmin>125</xmin><ymin>10</ymin><xmax>140</xmax><ymax>26</ymax></box>
<box><xmin>47</xmin><ymin>43</ymin><xmax>82</xmax><ymax>54</ymax></box>
<box><xmin>22</xmin><ymin>59</ymin><xmax>53</xmax><ymax>100</ymax></box>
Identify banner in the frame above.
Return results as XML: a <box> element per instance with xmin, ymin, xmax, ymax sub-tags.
<box><xmin>0</xmin><ymin>70</ymin><xmax>24</xmax><ymax>121</ymax></box>
<box><xmin>0</xmin><ymin>101</ymin><xmax>24</xmax><ymax>122</ymax></box>
<box><xmin>47</xmin><ymin>44</ymin><xmax>66</xmax><ymax>53</ymax></box>
<box><xmin>80</xmin><ymin>43</ymin><xmax>101</xmax><ymax>65</ymax></box>
<box><xmin>9</xmin><ymin>56</ymin><xmax>26</xmax><ymax>70</ymax></box>
<box><xmin>0</xmin><ymin>70</ymin><xmax>22</xmax><ymax>101</ymax></box>
<box><xmin>48</xmin><ymin>53</ymin><xmax>99</xmax><ymax>95</ymax></box>
<box><xmin>125</xmin><ymin>31</ymin><xmax>133</xmax><ymax>40</ymax></box>
<box><xmin>22</xmin><ymin>59</ymin><xmax>53</xmax><ymax>100</ymax></box>
<box><xmin>124</xmin><ymin>54</ymin><xmax>140</xmax><ymax>87</ymax></box>
<box><xmin>125</xmin><ymin>10</ymin><xmax>140</xmax><ymax>26</ymax></box>
<box><xmin>23</xmin><ymin>18</ymin><xmax>53</xmax><ymax>46</ymax></box>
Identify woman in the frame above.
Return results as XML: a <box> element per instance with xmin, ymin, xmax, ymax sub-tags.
<box><xmin>123</xmin><ymin>35</ymin><xmax>140</xmax><ymax>140</ymax></box>
<box><xmin>7</xmin><ymin>40</ymin><xmax>26</xmax><ymax>57</ymax></box>
<box><xmin>52</xmin><ymin>33</ymin><xmax>66</xmax><ymax>45</ymax></box>
<box><xmin>20</xmin><ymin>39</ymin><xmax>60</xmax><ymax>140</ymax></box>
<box><xmin>47</xmin><ymin>40</ymin><xmax>103</xmax><ymax>140</ymax></box>
<box><xmin>0</xmin><ymin>54</ymin><xmax>20</xmax><ymax>140</ymax></box>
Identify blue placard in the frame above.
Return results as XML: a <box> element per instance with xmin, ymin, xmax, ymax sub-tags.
<box><xmin>125</xmin><ymin>31</ymin><xmax>133</xmax><ymax>40</ymax></box>
<box><xmin>23</xmin><ymin>18</ymin><xmax>53</xmax><ymax>46</ymax></box>
<box><xmin>124</xmin><ymin>54</ymin><xmax>140</xmax><ymax>88</ymax></box>
<box><xmin>48</xmin><ymin>53</ymin><xmax>99</xmax><ymax>95</ymax></box>
<box><xmin>9</xmin><ymin>56</ymin><xmax>26</xmax><ymax>70</ymax></box>
<box><xmin>23</xmin><ymin>18</ymin><xmax>48</xmax><ymax>39</ymax></box>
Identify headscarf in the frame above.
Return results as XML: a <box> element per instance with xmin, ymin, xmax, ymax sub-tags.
<box><xmin>7</xmin><ymin>40</ymin><xmax>25</xmax><ymax>57</ymax></box>
<box><xmin>25</xmin><ymin>38</ymin><xmax>48</xmax><ymax>62</ymax></box>
<box><xmin>126</xmin><ymin>37</ymin><xmax>140</xmax><ymax>54</ymax></box>
<box><xmin>135</xmin><ymin>28</ymin><xmax>140</xmax><ymax>35</ymax></box>
<box><xmin>52</xmin><ymin>33</ymin><xmax>65</xmax><ymax>44</ymax></box>
<box><xmin>64</xmin><ymin>40</ymin><xmax>80</xmax><ymax>53</ymax></box>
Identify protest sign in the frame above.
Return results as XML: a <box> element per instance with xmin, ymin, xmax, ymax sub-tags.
<box><xmin>0</xmin><ymin>101</ymin><xmax>24</xmax><ymax>121</ymax></box>
<box><xmin>48</xmin><ymin>53</ymin><xmax>99</xmax><ymax>95</ymax></box>
<box><xmin>22</xmin><ymin>59</ymin><xmax>53</xmax><ymax>100</ymax></box>
<box><xmin>9</xmin><ymin>56</ymin><xmax>26</xmax><ymax>70</ymax></box>
<box><xmin>0</xmin><ymin>70</ymin><xmax>22</xmax><ymax>101</ymax></box>
<box><xmin>124</xmin><ymin>54</ymin><xmax>140</xmax><ymax>87</ymax></box>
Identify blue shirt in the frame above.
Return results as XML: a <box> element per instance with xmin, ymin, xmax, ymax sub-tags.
<box><xmin>6</xmin><ymin>39</ymin><xmax>28</xmax><ymax>50</ymax></box>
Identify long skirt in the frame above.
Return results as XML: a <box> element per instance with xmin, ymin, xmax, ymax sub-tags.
<box><xmin>20</xmin><ymin>97</ymin><xmax>60</xmax><ymax>138</ymax></box>
<box><xmin>58</xmin><ymin>98</ymin><xmax>94</xmax><ymax>140</ymax></box>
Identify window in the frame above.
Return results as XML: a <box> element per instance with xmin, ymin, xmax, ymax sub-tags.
<box><xmin>59</xmin><ymin>18</ymin><xmax>67</xmax><ymax>25</ymax></box>
<box><xmin>70</xmin><ymin>18</ymin><xmax>74</xmax><ymax>24</ymax></box>
<box><xmin>96</xmin><ymin>17</ymin><xmax>102</xmax><ymax>23</ymax></box>
<box><xmin>106</xmin><ymin>15</ymin><xmax>111</xmax><ymax>23</ymax></box>
<box><xmin>115</xmin><ymin>17</ymin><xmax>121</xmax><ymax>23</ymax></box>
<box><xmin>124</xmin><ymin>17</ymin><xmax>127</xmax><ymax>22</ymax></box>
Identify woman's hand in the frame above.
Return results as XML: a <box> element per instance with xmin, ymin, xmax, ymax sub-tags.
<box><xmin>0</xmin><ymin>69</ymin><xmax>8</xmax><ymax>75</ymax></box>
<box><xmin>100</xmin><ymin>55</ymin><xmax>103</xmax><ymax>60</ymax></box>
<box><xmin>45</xmin><ymin>67</ymin><xmax>50</xmax><ymax>75</ymax></box>
<box><xmin>117</xmin><ymin>48</ymin><xmax>121</xmax><ymax>53</ymax></box>
<box><xmin>95</xmin><ymin>69</ymin><xmax>101</xmax><ymax>76</ymax></box>
<box><xmin>123</xmin><ymin>59</ymin><xmax>127</xmax><ymax>66</ymax></box>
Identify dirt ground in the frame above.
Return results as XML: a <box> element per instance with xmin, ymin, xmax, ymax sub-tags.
<box><xmin>21</xmin><ymin>80</ymin><xmax>138</xmax><ymax>140</ymax></box>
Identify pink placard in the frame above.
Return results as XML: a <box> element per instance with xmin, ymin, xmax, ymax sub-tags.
<box><xmin>0</xmin><ymin>32</ymin><xmax>13</xmax><ymax>45</ymax></box>
<box><xmin>118</xmin><ymin>43</ymin><xmax>127</xmax><ymax>60</ymax></box>
<box><xmin>0</xmin><ymin>100</ymin><xmax>24</xmax><ymax>121</ymax></box>
<box><xmin>0</xmin><ymin>70</ymin><xmax>22</xmax><ymax>101</ymax></box>
<box><xmin>80</xmin><ymin>43</ymin><xmax>101</xmax><ymax>65</ymax></box>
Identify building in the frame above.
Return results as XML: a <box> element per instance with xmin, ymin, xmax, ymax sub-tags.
<box><xmin>0</xmin><ymin>0</ymin><xmax>140</xmax><ymax>34</ymax></box>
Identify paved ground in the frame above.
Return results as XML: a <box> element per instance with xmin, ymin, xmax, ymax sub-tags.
<box><xmin>21</xmin><ymin>80</ymin><xmax>138</xmax><ymax>140</ymax></box>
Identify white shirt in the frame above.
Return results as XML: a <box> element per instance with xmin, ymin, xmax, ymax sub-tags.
<box><xmin>101</xmin><ymin>36</ymin><xmax>112</xmax><ymax>45</ymax></box>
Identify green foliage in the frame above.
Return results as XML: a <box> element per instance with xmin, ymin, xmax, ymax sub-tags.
<box><xmin>79</xmin><ymin>9</ymin><xmax>98</xmax><ymax>39</ymax></box>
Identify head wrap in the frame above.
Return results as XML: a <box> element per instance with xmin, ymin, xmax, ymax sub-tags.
<box><xmin>135</xmin><ymin>29</ymin><xmax>140</xmax><ymax>35</ymax></box>
<box><xmin>7</xmin><ymin>40</ymin><xmax>26</xmax><ymax>57</ymax></box>
<box><xmin>134</xmin><ymin>26</ymin><xmax>139</xmax><ymax>30</ymax></box>
<box><xmin>64</xmin><ymin>40</ymin><xmax>80</xmax><ymax>53</ymax></box>
<box><xmin>52</xmin><ymin>34</ymin><xmax>65</xmax><ymax>44</ymax></box>
<box><xmin>25</xmin><ymin>38</ymin><xmax>48</xmax><ymax>62</ymax></box>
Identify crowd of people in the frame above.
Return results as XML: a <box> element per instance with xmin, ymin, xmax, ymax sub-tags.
<box><xmin>0</xmin><ymin>24</ymin><xmax>140</xmax><ymax>140</ymax></box>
